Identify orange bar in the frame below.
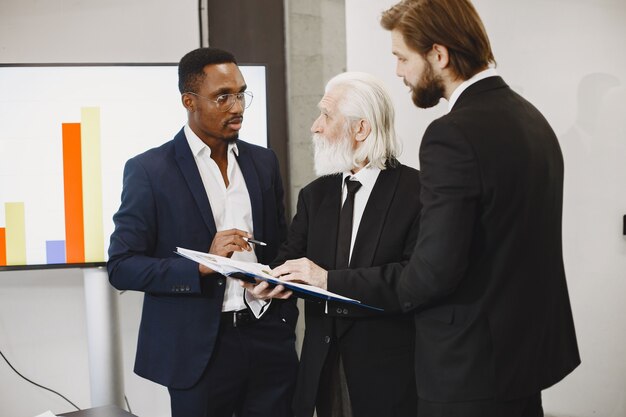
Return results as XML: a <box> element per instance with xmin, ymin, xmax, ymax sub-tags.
<box><xmin>0</xmin><ymin>228</ymin><xmax>6</xmax><ymax>266</ymax></box>
<box><xmin>62</xmin><ymin>123</ymin><xmax>85</xmax><ymax>263</ymax></box>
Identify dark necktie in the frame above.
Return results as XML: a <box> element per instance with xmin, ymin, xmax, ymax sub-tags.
<box><xmin>335</xmin><ymin>177</ymin><xmax>362</xmax><ymax>269</ymax></box>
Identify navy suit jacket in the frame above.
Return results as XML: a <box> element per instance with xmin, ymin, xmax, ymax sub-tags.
<box><xmin>107</xmin><ymin>128</ymin><xmax>289</xmax><ymax>389</ymax></box>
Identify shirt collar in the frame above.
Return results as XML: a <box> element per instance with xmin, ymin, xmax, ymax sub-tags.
<box><xmin>342</xmin><ymin>165</ymin><xmax>381</xmax><ymax>190</ymax></box>
<box><xmin>447</xmin><ymin>68</ymin><xmax>499</xmax><ymax>112</ymax></box>
<box><xmin>184</xmin><ymin>124</ymin><xmax>239</xmax><ymax>158</ymax></box>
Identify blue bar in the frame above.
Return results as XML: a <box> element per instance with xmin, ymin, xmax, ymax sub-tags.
<box><xmin>46</xmin><ymin>240</ymin><xmax>66</xmax><ymax>264</ymax></box>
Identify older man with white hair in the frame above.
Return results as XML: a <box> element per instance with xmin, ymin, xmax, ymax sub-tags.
<box><xmin>247</xmin><ymin>72</ymin><xmax>421</xmax><ymax>417</ymax></box>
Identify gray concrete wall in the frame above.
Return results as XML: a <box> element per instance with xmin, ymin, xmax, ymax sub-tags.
<box><xmin>284</xmin><ymin>0</ymin><xmax>347</xmax><ymax>214</ymax></box>
<box><xmin>283</xmin><ymin>0</ymin><xmax>347</xmax><ymax>363</ymax></box>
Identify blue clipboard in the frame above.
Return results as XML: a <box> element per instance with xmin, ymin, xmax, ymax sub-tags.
<box><xmin>233</xmin><ymin>271</ymin><xmax>384</xmax><ymax>312</ymax></box>
<box><xmin>176</xmin><ymin>248</ymin><xmax>384</xmax><ymax>312</ymax></box>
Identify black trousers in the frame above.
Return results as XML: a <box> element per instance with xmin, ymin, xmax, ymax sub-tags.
<box><xmin>168</xmin><ymin>308</ymin><xmax>298</xmax><ymax>417</ymax></box>
<box><xmin>417</xmin><ymin>393</ymin><xmax>543</xmax><ymax>417</ymax></box>
<box><xmin>315</xmin><ymin>339</ymin><xmax>352</xmax><ymax>417</ymax></box>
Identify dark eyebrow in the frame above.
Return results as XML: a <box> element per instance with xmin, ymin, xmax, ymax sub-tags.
<box><xmin>212</xmin><ymin>84</ymin><xmax>248</xmax><ymax>97</ymax></box>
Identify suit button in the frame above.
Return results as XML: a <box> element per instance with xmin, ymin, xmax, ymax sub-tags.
<box><xmin>323</xmin><ymin>336</ymin><xmax>331</xmax><ymax>344</ymax></box>
<box><xmin>342</xmin><ymin>308</ymin><xmax>348</xmax><ymax>314</ymax></box>
<box><xmin>217</xmin><ymin>279</ymin><xmax>224</xmax><ymax>286</ymax></box>
<box><xmin>184</xmin><ymin>285</ymin><xmax>190</xmax><ymax>291</ymax></box>
<box><xmin>336</xmin><ymin>308</ymin><xmax>342</xmax><ymax>314</ymax></box>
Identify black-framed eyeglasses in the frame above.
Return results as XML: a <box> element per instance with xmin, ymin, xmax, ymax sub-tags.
<box><xmin>184</xmin><ymin>91</ymin><xmax>253</xmax><ymax>112</ymax></box>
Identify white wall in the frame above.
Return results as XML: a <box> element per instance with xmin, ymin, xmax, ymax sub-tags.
<box><xmin>0</xmin><ymin>1</ymin><xmax>198</xmax><ymax>416</ymax></box>
<box><xmin>346</xmin><ymin>1</ymin><xmax>626</xmax><ymax>416</ymax></box>
<box><xmin>2</xmin><ymin>1</ymin><xmax>626</xmax><ymax>416</ymax></box>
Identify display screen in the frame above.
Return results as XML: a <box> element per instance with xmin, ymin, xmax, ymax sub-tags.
<box><xmin>0</xmin><ymin>63</ymin><xmax>268</xmax><ymax>270</ymax></box>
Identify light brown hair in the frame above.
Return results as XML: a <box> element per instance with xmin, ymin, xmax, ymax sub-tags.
<box><xmin>381</xmin><ymin>0</ymin><xmax>496</xmax><ymax>79</ymax></box>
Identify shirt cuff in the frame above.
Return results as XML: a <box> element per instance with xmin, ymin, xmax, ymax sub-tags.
<box><xmin>244</xmin><ymin>290</ymin><xmax>272</xmax><ymax>319</ymax></box>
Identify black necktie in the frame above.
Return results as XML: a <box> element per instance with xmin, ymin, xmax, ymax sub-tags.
<box><xmin>335</xmin><ymin>177</ymin><xmax>362</xmax><ymax>269</ymax></box>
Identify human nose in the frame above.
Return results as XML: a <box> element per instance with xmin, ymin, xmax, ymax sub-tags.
<box><xmin>311</xmin><ymin>115</ymin><xmax>322</xmax><ymax>133</ymax></box>
<box><xmin>395</xmin><ymin>61</ymin><xmax>403</xmax><ymax>78</ymax></box>
<box><xmin>230</xmin><ymin>95</ymin><xmax>245</xmax><ymax>113</ymax></box>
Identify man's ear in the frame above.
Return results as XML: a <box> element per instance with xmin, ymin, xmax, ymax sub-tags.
<box><xmin>354</xmin><ymin>119</ymin><xmax>371</xmax><ymax>143</ymax></box>
<box><xmin>182</xmin><ymin>93</ymin><xmax>194</xmax><ymax>112</ymax></box>
<box><xmin>429</xmin><ymin>43</ymin><xmax>450</xmax><ymax>70</ymax></box>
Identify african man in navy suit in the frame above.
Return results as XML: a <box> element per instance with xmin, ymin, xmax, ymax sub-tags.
<box><xmin>108</xmin><ymin>47</ymin><xmax>298</xmax><ymax>417</ymax></box>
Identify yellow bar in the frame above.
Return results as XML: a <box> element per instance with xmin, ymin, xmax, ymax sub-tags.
<box><xmin>81</xmin><ymin>107</ymin><xmax>105</xmax><ymax>262</ymax></box>
<box><xmin>5</xmin><ymin>202</ymin><xmax>26</xmax><ymax>265</ymax></box>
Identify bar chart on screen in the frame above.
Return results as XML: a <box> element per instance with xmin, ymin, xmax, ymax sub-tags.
<box><xmin>2</xmin><ymin>106</ymin><xmax>104</xmax><ymax>267</ymax></box>
<box><xmin>0</xmin><ymin>64</ymin><xmax>268</xmax><ymax>269</ymax></box>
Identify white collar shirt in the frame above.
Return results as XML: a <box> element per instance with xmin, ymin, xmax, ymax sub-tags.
<box><xmin>323</xmin><ymin>166</ymin><xmax>380</xmax><ymax>315</ymax></box>
<box><xmin>184</xmin><ymin>125</ymin><xmax>261</xmax><ymax>314</ymax></box>
<box><xmin>447</xmin><ymin>68</ymin><xmax>499</xmax><ymax>112</ymax></box>
<box><xmin>341</xmin><ymin>165</ymin><xmax>381</xmax><ymax>264</ymax></box>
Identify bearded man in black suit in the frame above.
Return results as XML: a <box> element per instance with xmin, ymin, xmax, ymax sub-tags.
<box><xmin>380</xmin><ymin>1</ymin><xmax>581</xmax><ymax>416</ymax></box>
<box><xmin>245</xmin><ymin>71</ymin><xmax>421</xmax><ymax>417</ymax></box>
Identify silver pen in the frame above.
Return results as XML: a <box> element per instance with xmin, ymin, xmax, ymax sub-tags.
<box><xmin>244</xmin><ymin>237</ymin><xmax>267</xmax><ymax>246</ymax></box>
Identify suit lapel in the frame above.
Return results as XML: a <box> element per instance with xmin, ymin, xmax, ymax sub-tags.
<box><xmin>173</xmin><ymin>129</ymin><xmax>217</xmax><ymax>236</ymax></box>
<box><xmin>334</xmin><ymin>167</ymin><xmax>401</xmax><ymax>339</ymax></box>
<box><xmin>312</xmin><ymin>175</ymin><xmax>343</xmax><ymax>270</ymax></box>
<box><xmin>235</xmin><ymin>142</ymin><xmax>264</xmax><ymax>248</ymax></box>
<box><xmin>349</xmin><ymin>166</ymin><xmax>401</xmax><ymax>268</ymax></box>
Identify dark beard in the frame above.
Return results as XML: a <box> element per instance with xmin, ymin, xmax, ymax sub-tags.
<box><xmin>225</xmin><ymin>133</ymin><xmax>239</xmax><ymax>143</ymax></box>
<box><xmin>411</xmin><ymin>63</ymin><xmax>445</xmax><ymax>109</ymax></box>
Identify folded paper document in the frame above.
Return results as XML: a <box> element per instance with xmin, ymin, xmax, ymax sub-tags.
<box><xmin>176</xmin><ymin>247</ymin><xmax>383</xmax><ymax>311</ymax></box>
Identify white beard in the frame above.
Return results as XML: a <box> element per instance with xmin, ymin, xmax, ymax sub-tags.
<box><xmin>312</xmin><ymin>132</ymin><xmax>355</xmax><ymax>176</ymax></box>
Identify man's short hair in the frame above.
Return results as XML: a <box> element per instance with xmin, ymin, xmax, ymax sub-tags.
<box><xmin>381</xmin><ymin>0</ymin><xmax>495</xmax><ymax>80</ymax></box>
<box><xmin>178</xmin><ymin>47</ymin><xmax>238</xmax><ymax>94</ymax></box>
<box><xmin>326</xmin><ymin>72</ymin><xmax>400</xmax><ymax>170</ymax></box>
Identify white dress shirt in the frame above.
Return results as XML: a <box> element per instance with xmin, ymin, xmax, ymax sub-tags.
<box><xmin>447</xmin><ymin>68</ymin><xmax>499</xmax><ymax>112</ymax></box>
<box><xmin>323</xmin><ymin>166</ymin><xmax>380</xmax><ymax>315</ymax></box>
<box><xmin>185</xmin><ymin>125</ymin><xmax>268</xmax><ymax>316</ymax></box>
<box><xmin>341</xmin><ymin>165</ymin><xmax>381</xmax><ymax>264</ymax></box>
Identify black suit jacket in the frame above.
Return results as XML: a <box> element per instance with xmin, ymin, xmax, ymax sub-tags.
<box><xmin>107</xmin><ymin>128</ymin><xmax>294</xmax><ymax>389</ymax></box>
<box><xmin>399</xmin><ymin>76</ymin><xmax>580</xmax><ymax>402</ymax></box>
<box><xmin>275</xmin><ymin>164</ymin><xmax>421</xmax><ymax>417</ymax></box>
